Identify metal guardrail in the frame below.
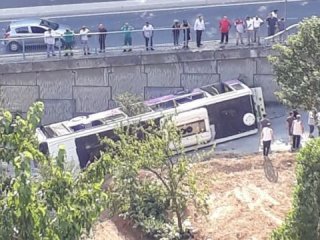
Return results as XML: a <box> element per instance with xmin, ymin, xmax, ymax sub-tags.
<box><xmin>0</xmin><ymin>24</ymin><xmax>300</xmax><ymax>62</ymax></box>
<box><xmin>263</xmin><ymin>23</ymin><xmax>299</xmax><ymax>44</ymax></box>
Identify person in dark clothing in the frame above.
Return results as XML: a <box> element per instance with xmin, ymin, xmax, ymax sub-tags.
<box><xmin>172</xmin><ymin>19</ymin><xmax>180</xmax><ymax>46</ymax></box>
<box><xmin>98</xmin><ymin>24</ymin><xmax>107</xmax><ymax>53</ymax></box>
<box><xmin>266</xmin><ymin>13</ymin><xmax>278</xmax><ymax>36</ymax></box>
<box><xmin>286</xmin><ymin>111</ymin><xmax>294</xmax><ymax>145</ymax></box>
<box><xmin>182</xmin><ymin>19</ymin><xmax>191</xmax><ymax>49</ymax></box>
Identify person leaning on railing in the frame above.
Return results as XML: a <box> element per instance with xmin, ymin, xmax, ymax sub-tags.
<box><xmin>98</xmin><ymin>24</ymin><xmax>107</xmax><ymax>53</ymax></box>
<box><xmin>121</xmin><ymin>22</ymin><xmax>133</xmax><ymax>52</ymax></box>
<box><xmin>63</xmin><ymin>29</ymin><xmax>74</xmax><ymax>56</ymax></box>
<box><xmin>44</xmin><ymin>28</ymin><xmax>56</xmax><ymax>57</ymax></box>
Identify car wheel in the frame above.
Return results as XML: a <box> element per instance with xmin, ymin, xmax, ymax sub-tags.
<box><xmin>8</xmin><ymin>41</ymin><xmax>21</xmax><ymax>52</ymax></box>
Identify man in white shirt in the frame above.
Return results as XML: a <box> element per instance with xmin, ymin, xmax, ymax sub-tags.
<box><xmin>142</xmin><ymin>22</ymin><xmax>154</xmax><ymax>51</ymax></box>
<box><xmin>253</xmin><ymin>16</ymin><xmax>264</xmax><ymax>45</ymax></box>
<box><xmin>292</xmin><ymin>115</ymin><xmax>304</xmax><ymax>151</ymax></box>
<box><xmin>261</xmin><ymin>122</ymin><xmax>274</xmax><ymax>157</ymax></box>
<box><xmin>194</xmin><ymin>15</ymin><xmax>205</xmax><ymax>47</ymax></box>
<box><xmin>245</xmin><ymin>16</ymin><xmax>254</xmax><ymax>45</ymax></box>
<box><xmin>44</xmin><ymin>28</ymin><xmax>56</xmax><ymax>57</ymax></box>
<box><xmin>79</xmin><ymin>26</ymin><xmax>90</xmax><ymax>55</ymax></box>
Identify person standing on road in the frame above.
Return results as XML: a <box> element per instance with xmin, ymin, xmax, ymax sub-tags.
<box><xmin>260</xmin><ymin>113</ymin><xmax>271</xmax><ymax>131</ymax></box>
<box><xmin>286</xmin><ymin>111</ymin><xmax>294</xmax><ymax>145</ymax></box>
<box><xmin>194</xmin><ymin>15</ymin><xmax>205</xmax><ymax>48</ymax></box>
<box><xmin>63</xmin><ymin>29</ymin><xmax>74</xmax><ymax>57</ymax></box>
<box><xmin>79</xmin><ymin>26</ymin><xmax>90</xmax><ymax>55</ymax></box>
<box><xmin>245</xmin><ymin>16</ymin><xmax>254</xmax><ymax>45</ymax></box>
<box><xmin>261</xmin><ymin>122</ymin><xmax>274</xmax><ymax>157</ymax></box>
<box><xmin>182</xmin><ymin>19</ymin><xmax>191</xmax><ymax>49</ymax></box>
<box><xmin>308</xmin><ymin>108</ymin><xmax>317</xmax><ymax>138</ymax></box>
<box><xmin>253</xmin><ymin>16</ymin><xmax>264</xmax><ymax>45</ymax></box>
<box><xmin>121</xmin><ymin>22</ymin><xmax>133</xmax><ymax>52</ymax></box>
<box><xmin>234</xmin><ymin>18</ymin><xmax>245</xmax><ymax>45</ymax></box>
<box><xmin>142</xmin><ymin>22</ymin><xmax>154</xmax><ymax>51</ymax></box>
<box><xmin>98</xmin><ymin>24</ymin><xmax>107</xmax><ymax>53</ymax></box>
<box><xmin>219</xmin><ymin>16</ymin><xmax>232</xmax><ymax>44</ymax></box>
<box><xmin>44</xmin><ymin>28</ymin><xmax>56</xmax><ymax>58</ymax></box>
<box><xmin>292</xmin><ymin>114</ymin><xmax>304</xmax><ymax>151</ymax></box>
<box><xmin>172</xmin><ymin>19</ymin><xmax>181</xmax><ymax>46</ymax></box>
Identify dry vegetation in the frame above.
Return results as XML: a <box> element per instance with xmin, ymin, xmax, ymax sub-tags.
<box><xmin>92</xmin><ymin>152</ymin><xmax>296</xmax><ymax>240</ymax></box>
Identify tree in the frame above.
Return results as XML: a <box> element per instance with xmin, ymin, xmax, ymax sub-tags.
<box><xmin>269</xmin><ymin>16</ymin><xmax>320</xmax><ymax>109</ymax></box>
<box><xmin>0</xmin><ymin>102</ymin><xmax>107</xmax><ymax>240</ymax></box>
<box><xmin>100</xmin><ymin>119</ymin><xmax>208</xmax><ymax>239</ymax></box>
<box><xmin>271</xmin><ymin>138</ymin><xmax>320</xmax><ymax>240</ymax></box>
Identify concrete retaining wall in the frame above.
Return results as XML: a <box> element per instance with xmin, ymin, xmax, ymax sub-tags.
<box><xmin>0</xmin><ymin>47</ymin><xmax>277</xmax><ymax>124</ymax></box>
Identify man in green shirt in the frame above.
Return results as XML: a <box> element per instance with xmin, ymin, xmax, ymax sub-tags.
<box><xmin>121</xmin><ymin>22</ymin><xmax>134</xmax><ymax>52</ymax></box>
<box><xmin>63</xmin><ymin>29</ymin><xmax>74</xmax><ymax>56</ymax></box>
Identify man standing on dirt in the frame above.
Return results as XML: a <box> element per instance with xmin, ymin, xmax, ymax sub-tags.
<box><xmin>286</xmin><ymin>111</ymin><xmax>294</xmax><ymax>145</ymax></box>
<box><xmin>260</xmin><ymin>114</ymin><xmax>271</xmax><ymax>131</ymax></box>
<box><xmin>261</xmin><ymin>122</ymin><xmax>274</xmax><ymax>157</ymax></box>
<box><xmin>292</xmin><ymin>114</ymin><xmax>304</xmax><ymax>151</ymax></box>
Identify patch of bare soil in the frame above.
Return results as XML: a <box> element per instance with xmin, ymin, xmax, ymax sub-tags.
<box><xmin>92</xmin><ymin>152</ymin><xmax>296</xmax><ymax>240</ymax></box>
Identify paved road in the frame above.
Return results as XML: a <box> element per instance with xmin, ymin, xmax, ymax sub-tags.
<box><xmin>0</xmin><ymin>0</ymin><xmax>319</xmax><ymax>54</ymax></box>
<box><xmin>0</xmin><ymin>0</ymin><xmax>125</xmax><ymax>9</ymax></box>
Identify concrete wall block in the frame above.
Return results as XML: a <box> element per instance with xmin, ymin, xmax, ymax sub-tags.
<box><xmin>0</xmin><ymin>62</ymin><xmax>33</xmax><ymax>74</ymax></box>
<box><xmin>37</xmin><ymin>70</ymin><xmax>74</xmax><ymax>99</ymax></box>
<box><xmin>142</xmin><ymin>53</ymin><xmax>178</xmax><ymax>65</ymax></box>
<box><xmin>146</xmin><ymin>63</ymin><xmax>182</xmax><ymax>87</ymax></box>
<box><xmin>177</xmin><ymin>51</ymin><xmax>214</xmax><ymax>62</ymax></box>
<box><xmin>109</xmin><ymin>66</ymin><xmax>147</xmax><ymax>97</ymax></box>
<box><xmin>32</xmin><ymin>58</ymin><xmax>110</xmax><ymax>72</ymax></box>
<box><xmin>144</xmin><ymin>87</ymin><xmax>183</xmax><ymax>100</ymax></box>
<box><xmin>0</xmin><ymin>72</ymin><xmax>37</xmax><ymax>85</ymax></box>
<box><xmin>253</xmin><ymin>75</ymin><xmax>279</xmax><ymax>103</ymax></box>
<box><xmin>183</xmin><ymin>61</ymin><xmax>216</xmax><ymax>74</ymax></box>
<box><xmin>75</xmin><ymin>68</ymin><xmax>107</xmax><ymax>86</ymax></box>
<box><xmin>256</xmin><ymin>58</ymin><xmax>274</xmax><ymax>75</ymax></box>
<box><xmin>181</xmin><ymin>74</ymin><xmax>220</xmax><ymax>91</ymax></box>
<box><xmin>42</xmin><ymin>100</ymin><xmax>74</xmax><ymax>124</ymax></box>
<box><xmin>73</xmin><ymin>86</ymin><xmax>111</xmax><ymax>113</ymax></box>
<box><xmin>218</xmin><ymin>58</ymin><xmax>257</xmax><ymax>86</ymax></box>
<box><xmin>106</xmin><ymin>55</ymin><xmax>141</xmax><ymax>67</ymax></box>
<box><xmin>0</xmin><ymin>86</ymin><xmax>39</xmax><ymax>112</ymax></box>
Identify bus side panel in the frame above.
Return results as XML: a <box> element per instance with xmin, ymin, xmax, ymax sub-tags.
<box><xmin>75</xmin><ymin>129</ymin><xmax>119</xmax><ymax>169</ymax></box>
<box><xmin>206</xmin><ymin>95</ymin><xmax>257</xmax><ymax>139</ymax></box>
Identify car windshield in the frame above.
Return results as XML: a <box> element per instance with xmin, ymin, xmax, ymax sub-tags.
<box><xmin>40</xmin><ymin>19</ymin><xmax>59</xmax><ymax>30</ymax></box>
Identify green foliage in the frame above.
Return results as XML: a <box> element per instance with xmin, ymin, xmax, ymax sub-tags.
<box><xmin>271</xmin><ymin>138</ymin><xmax>320</xmax><ymax>240</ymax></box>
<box><xmin>268</xmin><ymin>16</ymin><xmax>320</xmax><ymax>109</ymax></box>
<box><xmin>101</xmin><ymin>119</ymin><xmax>208</xmax><ymax>239</ymax></box>
<box><xmin>0</xmin><ymin>102</ymin><xmax>107</xmax><ymax>240</ymax></box>
<box><xmin>115</xmin><ymin>92</ymin><xmax>150</xmax><ymax>117</ymax></box>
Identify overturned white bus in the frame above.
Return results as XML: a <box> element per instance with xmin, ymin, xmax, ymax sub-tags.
<box><xmin>36</xmin><ymin>80</ymin><xmax>262</xmax><ymax>170</ymax></box>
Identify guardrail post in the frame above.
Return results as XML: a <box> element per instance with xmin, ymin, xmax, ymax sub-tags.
<box><xmin>22</xmin><ymin>39</ymin><xmax>26</xmax><ymax>60</ymax></box>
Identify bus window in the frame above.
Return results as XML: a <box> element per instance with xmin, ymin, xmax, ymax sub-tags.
<box><xmin>71</xmin><ymin>124</ymin><xmax>86</xmax><ymax>132</ymax></box>
<box><xmin>178</xmin><ymin>120</ymin><xmax>206</xmax><ymax>137</ymax></box>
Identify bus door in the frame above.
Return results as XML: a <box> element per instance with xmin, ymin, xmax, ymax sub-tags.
<box><xmin>48</xmin><ymin>139</ymin><xmax>80</xmax><ymax>172</ymax></box>
<box><xmin>163</xmin><ymin>108</ymin><xmax>212</xmax><ymax>148</ymax></box>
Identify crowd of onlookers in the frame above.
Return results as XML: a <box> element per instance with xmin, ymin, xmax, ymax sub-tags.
<box><xmin>43</xmin><ymin>9</ymin><xmax>286</xmax><ymax>57</ymax></box>
<box><xmin>260</xmin><ymin>108</ymin><xmax>320</xmax><ymax>158</ymax></box>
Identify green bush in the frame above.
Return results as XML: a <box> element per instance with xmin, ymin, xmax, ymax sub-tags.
<box><xmin>271</xmin><ymin>138</ymin><xmax>320</xmax><ymax>239</ymax></box>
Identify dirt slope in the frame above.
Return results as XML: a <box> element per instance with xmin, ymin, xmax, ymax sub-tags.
<box><xmin>92</xmin><ymin>152</ymin><xmax>296</xmax><ymax>240</ymax></box>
